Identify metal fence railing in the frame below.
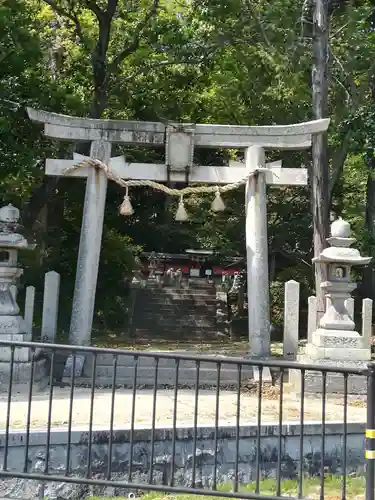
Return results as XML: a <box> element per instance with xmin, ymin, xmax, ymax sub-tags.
<box><xmin>0</xmin><ymin>339</ymin><xmax>374</xmax><ymax>500</ymax></box>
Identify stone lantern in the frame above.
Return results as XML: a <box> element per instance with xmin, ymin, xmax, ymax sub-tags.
<box><xmin>307</xmin><ymin>217</ymin><xmax>371</xmax><ymax>361</ymax></box>
<box><xmin>291</xmin><ymin>217</ymin><xmax>372</xmax><ymax>394</ymax></box>
<box><xmin>0</xmin><ymin>204</ymin><xmax>44</xmax><ymax>390</ymax></box>
<box><xmin>0</xmin><ymin>204</ymin><xmax>29</xmax><ymax>334</ymax></box>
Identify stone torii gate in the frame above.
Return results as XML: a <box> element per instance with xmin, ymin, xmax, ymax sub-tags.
<box><xmin>27</xmin><ymin>108</ymin><xmax>329</xmax><ymax>356</ymax></box>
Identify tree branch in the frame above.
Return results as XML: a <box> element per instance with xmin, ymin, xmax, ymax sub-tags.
<box><xmin>43</xmin><ymin>0</ymin><xmax>89</xmax><ymax>49</ymax></box>
<box><xmin>116</xmin><ymin>58</ymin><xmax>209</xmax><ymax>82</ymax></box>
<box><xmin>108</xmin><ymin>0</ymin><xmax>160</xmax><ymax>74</ymax></box>
<box><xmin>84</xmin><ymin>0</ymin><xmax>104</xmax><ymax>20</ymax></box>
<box><xmin>243</xmin><ymin>0</ymin><xmax>271</xmax><ymax>47</ymax></box>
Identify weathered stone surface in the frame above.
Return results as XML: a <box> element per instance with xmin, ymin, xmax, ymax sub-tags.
<box><xmin>362</xmin><ymin>298</ymin><xmax>373</xmax><ymax>347</ymax></box>
<box><xmin>24</xmin><ymin>286</ymin><xmax>35</xmax><ymax>336</ymax></box>
<box><xmin>0</xmin><ymin>359</ymin><xmax>47</xmax><ymax>392</ymax></box>
<box><xmin>290</xmin><ymin>356</ymin><xmax>368</xmax><ymax>394</ymax></box>
<box><xmin>68</xmin><ymin>140</ymin><xmax>112</xmax><ymax>346</ymax></box>
<box><xmin>283</xmin><ymin>280</ymin><xmax>300</xmax><ymax>357</ymax></box>
<box><xmin>27</xmin><ymin>108</ymin><xmax>329</xmax><ymax>148</ymax></box>
<box><xmin>245</xmin><ymin>146</ymin><xmax>270</xmax><ymax>357</ymax></box>
<box><xmin>306</xmin><ymin>343</ymin><xmax>371</xmax><ymax>361</ymax></box>
<box><xmin>311</xmin><ymin>329</ymin><xmax>365</xmax><ymax>349</ymax></box>
<box><xmin>9</xmin><ymin>285</ymin><xmax>17</xmax><ymax>302</ymax></box>
<box><xmin>41</xmin><ymin>271</ymin><xmax>60</xmax><ymax>343</ymax></box>
<box><xmin>0</xmin><ymin>316</ymin><xmax>25</xmax><ymax>336</ymax></box>
<box><xmin>345</xmin><ymin>297</ymin><xmax>354</xmax><ymax>321</ymax></box>
<box><xmin>0</xmin><ymin>419</ymin><xmax>364</xmax><ymax>499</ymax></box>
<box><xmin>307</xmin><ymin>296</ymin><xmax>317</xmax><ymax>343</ymax></box>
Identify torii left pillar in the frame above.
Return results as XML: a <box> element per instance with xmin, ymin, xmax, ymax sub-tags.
<box><xmin>71</xmin><ymin>140</ymin><xmax>111</xmax><ymax>345</ymax></box>
<box><xmin>245</xmin><ymin>146</ymin><xmax>270</xmax><ymax>357</ymax></box>
<box><xmin>27</xmin><ymin>113</ymin><xmax>113</xmax><ymax>346</ymax></box>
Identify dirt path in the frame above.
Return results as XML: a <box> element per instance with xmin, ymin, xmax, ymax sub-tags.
<box><xmin>0</xmin><ymin>385</ymin><xmax>365</xmax><ymax>430</ymax></box>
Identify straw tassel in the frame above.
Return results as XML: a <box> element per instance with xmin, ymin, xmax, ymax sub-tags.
<box><xmin>211</xmin><ymin>188</ymin><xmax>226</xmax><ymax>212</ymax></box>
<box><xmin>175</xmin><ymin>195</ymin><xmax>188</xmax><ymax>221</ymax></box>
<box><xmin>119</xmin><ymin>186</ymin><xmax>134</xmax><ymax>216</ymax></box>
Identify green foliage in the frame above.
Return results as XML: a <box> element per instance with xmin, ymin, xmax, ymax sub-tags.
<box><xmin>1</xmin><ymin>0</ymin><xmax>375</xmax><ymax>336</ymax></box>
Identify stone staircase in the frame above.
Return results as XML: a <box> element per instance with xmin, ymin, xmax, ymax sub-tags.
<box><xmin>131</xmin><ymin>280</ymin><xmax>218</xmax><ymax>340</ymax></box>
<box><xmin>82</xmin><ymin>280</ymin><xmax>253</xmax><ymax>387</ymax></box>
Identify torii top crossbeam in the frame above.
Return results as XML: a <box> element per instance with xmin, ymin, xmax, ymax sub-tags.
<box><xmin>28</xmin><ymin>107</ymin><xmax>328</xmax><ymax>149</ymax></box>
<box><xmin>27</xmin><ymin>108</ymin><xmax>329</xmax><ymax>355</ymax></box>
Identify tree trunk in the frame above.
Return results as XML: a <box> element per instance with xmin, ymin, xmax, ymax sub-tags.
<box><xmin>311</xmin><ymin>0</ymin><xmax>330</xmax><ymax>321</ymax></box>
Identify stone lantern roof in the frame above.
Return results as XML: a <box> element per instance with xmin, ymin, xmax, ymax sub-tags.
<box><xmin>313</xmin><ymin>218</ymin><xmax>372</xmax><ymax>266</ymax></box>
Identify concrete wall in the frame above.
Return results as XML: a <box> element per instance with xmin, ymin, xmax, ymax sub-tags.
<box><xmin>0</xmin><ymin>421</ymin><xmax>366</xmax><ymax>499</ymax></box>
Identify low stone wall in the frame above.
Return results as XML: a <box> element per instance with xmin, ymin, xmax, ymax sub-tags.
<box><xmin>0</xmin><ymin>421</ymin><xmax>366</xmax><ymax>499</ymax></box>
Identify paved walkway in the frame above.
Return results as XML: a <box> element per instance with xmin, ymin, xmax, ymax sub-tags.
<box><xmin>0</xmin><ymin>385</ymin><xmax>366</xmax><ymax>430</ymax></box>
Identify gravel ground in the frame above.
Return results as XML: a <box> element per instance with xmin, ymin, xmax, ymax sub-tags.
<box><xmin>0</xmin><ymin>384</ymin><xmax>366</xmax><ymax>430</ymax></box>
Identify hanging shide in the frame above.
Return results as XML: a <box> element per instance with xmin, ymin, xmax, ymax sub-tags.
<box><xmin>119</xmin><ymin>186</ymin><xmax>134</xmax><ymax>216</ymax></box>
<box><xmin>67</xmin><ymin>158</ymin><xmax>271</xmax><ymax>221</ymax></box>
<box><xmin>175</xmin><ymin>195</ymin><xmax>189</xmax><ymax>221</ymax></box>
<box><xmin>211</xmin><ymin>188</ymin><xmax>226</xmax><ymax>212</ymax></box>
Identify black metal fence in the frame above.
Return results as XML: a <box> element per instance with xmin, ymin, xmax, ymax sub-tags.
<box><xmin>0</xmin><ymin>339</ymin><xmax>374</xmax><ymax>500</ymax></box>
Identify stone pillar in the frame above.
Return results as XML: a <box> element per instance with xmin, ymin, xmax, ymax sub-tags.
<box><xmin>283</xmin><ymin>280</ymin><xmax>300</xmax><ymax>357</ymax></box>
<box><xmin>69</xmin><ymin>141</ymin><xmax>112</xmax><ymax>346</ymax></box>
<box><xmin>345</xmin><ymin>297</ymin><xmax>354</xmax><ymax>321</ymax></box>
<box><xmin>245</xmin><ymin>146</ymin><xmax>270</xmax><ymax>357</ymax></box>
<box><xmin>41</xmin><ymin>271</ymin><xmax>60</xmax><ymax>343</ymax></box>
<box><xmin>24</xmin><ymin>285</ymin><xmax>35</xmax><ymax>335</ymax></box>
<box><xmin>362</xmin><ymin>298</ymin><xmax>373</xmax><ymax>347</ymax></box>
<box><xmin>307</xmin><ymin>296</ymin><xmax>317</xmax><ymax>344</ymax></box>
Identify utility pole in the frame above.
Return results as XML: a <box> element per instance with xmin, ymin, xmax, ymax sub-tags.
<box><xmin>311</xmin><ymin>0</ymin><xmax>330</xmax><ymax>321</ymax></box>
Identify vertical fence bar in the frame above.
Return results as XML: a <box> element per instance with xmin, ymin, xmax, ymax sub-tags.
<box><xmin>107</xmin><ymin>354</ymin><xmax>118</xmax><ymax>480</ymax></box>
<box><xmin>149</xmin><ymin>356</ymin><xmax>159</xmax><ymax>484</ymax></box>
<box><xmin>24</xmin><ymin>349</ymin><xmax>35</xmax><ymax>473</ymax></box>
<box><xmin>86</xmin><ymin>352</ymin><xmax>97</xmax><ymax>478</ymax></box>
<box><xmin>255</xmin><ymin>366</ymin><xmax>263</xmax><ymax>494</ymax></box>
<box><xmin>65</xmin><ymin>353</ymin><xmax>76</xmax><ymax>475</ymax></box>
<box><xmin>44</xmin><ymin>350</ymin><xmax>55</xmax><ymax>474</ymax></box>
<box><xmin>234</xmin><ymin>364</ymin><xmax>242</xmax><ymax>493</ymax></box>
<box><xmin>366</xmin><ymin>362</ymin><xmax>375</xmax><ymax>500</ymax></box>
<box><xmin>276</xmin><ymin>369</ymin><xmax>284</xmax><ymax>496</ymax></box>
<box><xmin>128</xmin><ymin>354</ymin><xmax>139</xmax><ymax>483</ymax></box>
<box><xmin>169</xmin><ymin>358</ymin><xmax>180</xmax><ymax>487</ymax></box>
<box><xmin>192</xmin><ymin>360</ymin><xmax>200</xmax><ymax>488</ymax></box>
<box><xmin>213</xmin><ymin>362</ymin><xmax>221</xmax><ymax>491</ymax></box>
<box><xmin>298</xmin><ymin>368</ymin><xmax>305</xmax><ymax>499</ymax></box>
<box><xmin>3</xmin><ymin>346</ymin><xmax>15</xmax><ymax>471</ymax></box>
<box><xmin>320</xmin><ymin>371</ymin><xmax>327</xmax><ymax>500</ymax></box>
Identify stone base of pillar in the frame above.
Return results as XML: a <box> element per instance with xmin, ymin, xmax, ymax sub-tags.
<box><xmin>311</xmin><ymin>328</ymin><xmax>369</xmax><ymax>353</ymax></box>
<box><xmin>289</xmin><ymin>355</ymin><xmax>368</xmax><ymax>395</ymax></box>
<box><xmin>0</xmin><ymin>315</ymin><xmax>26</xmax><ymax>335</ymax></box>
<box><xmin>0</xmin><ymin>360</ymin><xmax>48</xmax><ymax>392</ymax></box>
<box><xmin>0</xmin><ymin>332</ymin><xmax>33</xmax><ymax>363</ymax></box>
<box><xmin>306</xmin><ymin>343</ymin><xmax>371</xmax><ymax>362</ymax></box>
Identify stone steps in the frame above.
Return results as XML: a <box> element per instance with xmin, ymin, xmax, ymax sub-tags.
<box><xmin>66</xmin><ymin>359</ymin><xmax>253</xmax><ymax>387</ymax></box>
<box><xmin>135</xmin><ymin>316</ymin><xmax>214</xmax><ymax>325</ymax></box>
<box><xmin>133</xmin><ymin>328</ymin><xmax>219</xmax><ymax>338</ymax></box>
<box><xmin>142</xmin><ymin>295</ymin><xmax>217</xmax><ymax>305</ymax></box>
<box><xmin>94</xmin><ymin>355</ymin><xmax>240</xmax><ymax>368</ymax></box>
<box><xmin>131</xmin><ymin>285</ymin><xmax>219</xmax><ymax>340</ymax></box>
<box><xmin>138</xmin><ymin>302</ymin><xmax>217</xmax><ymax>310</ymax></box>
